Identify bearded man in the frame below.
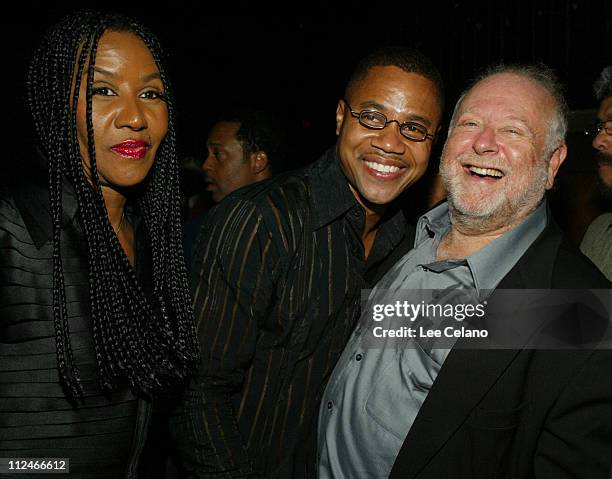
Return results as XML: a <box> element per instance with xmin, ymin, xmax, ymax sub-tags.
<box><xmin>581</xmin><ymin>66</ymin><xmax>612</xmax><ymax>280</ymax></box>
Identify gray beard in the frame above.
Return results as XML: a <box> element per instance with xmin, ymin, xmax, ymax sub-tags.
<box><xmin>441</xmin><ymin>162</ymin><xmax>548</xmax><ymax>235</ymax></box>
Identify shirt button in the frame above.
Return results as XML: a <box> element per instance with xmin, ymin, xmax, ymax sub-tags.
<box><xmin>327</xmin><ymin>401</ymin><xmax>333</xmax><ymax>410</ymax></box>
<box><xmin>355</xmin><ymin>353</ymin><xmax>363</xmax><ymax>361</ymax></box>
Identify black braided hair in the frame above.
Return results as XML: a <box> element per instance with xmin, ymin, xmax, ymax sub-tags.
<box><xmin>27</xmin><ymin>11</ymin><xmax>200</xmax><ymax>400</ymax></box>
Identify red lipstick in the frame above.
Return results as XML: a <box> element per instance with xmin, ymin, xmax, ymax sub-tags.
<box><xmin>111</xmin><ymin>140</ymin><xmax>149</xmax><ymax>159</ymax></box>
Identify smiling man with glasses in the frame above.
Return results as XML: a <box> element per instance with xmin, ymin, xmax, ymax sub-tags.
<box><xmin>170</xmin><ymin>46</ymin><xmax>444</xmax><ymax>478</ymax></box>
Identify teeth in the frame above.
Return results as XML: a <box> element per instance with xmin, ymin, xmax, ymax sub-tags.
<box><xmin>365</xmin><ymin>161</ymin><xmax>400</xmax><ymax>174</ymax></box>
<box><xmin>469</xmin><ymin>166</ymin><xmax>503</xmax><ymax>178</ymax></box>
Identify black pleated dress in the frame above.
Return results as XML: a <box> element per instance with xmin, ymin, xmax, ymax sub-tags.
<box><xmin>0</xmin><ymin>155</ymin><xmax>149</xmax><ymax>479</ymax></box>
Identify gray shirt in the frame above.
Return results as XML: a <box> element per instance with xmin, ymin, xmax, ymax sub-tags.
<box><xmin>317</xmin><ymin>201</ymin><xmax>547</xmax><ymax>479</ymax></box>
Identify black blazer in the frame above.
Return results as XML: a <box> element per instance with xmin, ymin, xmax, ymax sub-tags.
<box><xmin>382</xmin><ymin>211</ymin><xmax>612</xmax><ymax>478</ymax></box>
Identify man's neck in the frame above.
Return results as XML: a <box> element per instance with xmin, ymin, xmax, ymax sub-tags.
<box><xmin>436</xmin><ymin>227</ymin><xmax>505</xmax><ymax>261</ymax></box>
<box><xmin>436</xmin><ymin>206</ymin><xmax>534</xmax><ymax>261</ymax></box>
<box><xmin>348</xmin><ymin>184</ymin><xmax>386</xmax><ymax>259</ymax></box>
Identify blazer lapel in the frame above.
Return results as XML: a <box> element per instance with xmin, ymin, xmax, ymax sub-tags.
<box><xmin>389</xmin><ymin>208</ymin><xmax>563</xmax><ymax>478</ymax></box>
<box><xmin>389</xmin><ymin>346</ymin><xmax>521</xmax><ymax>478</ymax></box>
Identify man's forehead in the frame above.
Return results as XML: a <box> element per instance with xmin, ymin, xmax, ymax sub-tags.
<box><xmin>349</xmin><ymin>66</ymin><xmax>442</xmax><ymax>122</ymax></box>
<box><xmin>468</xmin><ymin>73</ymin><xmax>545</xmax><ymax>100</ymax></box>
<box><xmin>459</xmin><ymin>73</ymin><xmax>552</xmax><ymax>119</ymax></box>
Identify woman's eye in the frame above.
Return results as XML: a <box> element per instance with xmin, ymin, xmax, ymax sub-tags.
<box><xmin>141</xmin><ymin>90</ymin><xmax>165</xmax><ymax>100</ymax></box>
<box><xmin>92</xmin><ymin>86</ymin><xmax>115</xmax><ymax>96</ymax></box>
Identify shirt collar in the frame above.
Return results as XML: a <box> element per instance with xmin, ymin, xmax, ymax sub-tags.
<box><xmin>414</xmin><ymin>200</ymin><xmax>548</xmax><ymax>293</ymax></box>
<box><xmin>307</xmin><ymin>146</ymin><xmax>406</xmax><ymax>248</ymax></box>
<box><xmin>415</xmin><ymin>201</ymin><xmax>451</xmax><ymax>245</ymax></box>
<box><xmin>468</xmin><ymin>200</ymin><xmax>547</xmax><ymax>291</ymax></box>
<box><xmin>308</xmin><ymin>147</ymin><xmax>359</xmax><ymax>230</ymax></box>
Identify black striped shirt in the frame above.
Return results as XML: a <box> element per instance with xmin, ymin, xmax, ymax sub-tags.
<box><xmin>171</xmin><ymin>148</ymin><xmax>408</xmax><ymax>478</ymax></box>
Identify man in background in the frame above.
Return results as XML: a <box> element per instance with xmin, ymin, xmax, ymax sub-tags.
<box><xmin>183</xmin><ymin>108</ymin><xmax>284</xmax><ymax>264</ymax></box>
<box><xmin>203</xmin><ymin>108</ymin><xmax>281</xmax><ymax>203</ymax></box>
<box><xmin>581</xmin><ymin>66</ymin><xmax>612</xmax><ymax>280</ymax></box>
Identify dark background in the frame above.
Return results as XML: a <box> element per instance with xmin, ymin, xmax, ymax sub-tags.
<box><xmin>5</xmin><ymin>1</ymin><xmax>611</xmax><ymax>238</ymax></box>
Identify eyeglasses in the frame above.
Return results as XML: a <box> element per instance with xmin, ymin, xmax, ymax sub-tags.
<box><xmin>584</xmin><ymin>121</ymin><xmax>612</xmax><ymax>137</ymax></box>
<box><xmin>344</xmin><ymin>100</ymin><xmax>435</xmax><ymax>142</ymax></box>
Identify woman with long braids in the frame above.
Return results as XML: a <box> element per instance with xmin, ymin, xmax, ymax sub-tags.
<box><xmin>0</xmin><ymin>11</ymin><xmax>199</xmax><ymax>478</ymax></box>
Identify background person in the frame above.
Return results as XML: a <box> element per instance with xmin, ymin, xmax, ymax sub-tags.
<box><xmin>182</xmin><ymin>108</ymin><xmax>285</xmax><ymax>267</ymax></box>
<box><xmin>202</xmin><ymin>108</ymin><xmax>283</xmax><ymax>204</ymax></box>
<box><xmin>581</xmin><ymin>65</ymin><xmax>612</xmax><ymax>280</ymax></box>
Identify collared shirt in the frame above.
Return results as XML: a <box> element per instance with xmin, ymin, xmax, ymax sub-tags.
<box><xmin>173</xmin><ymin>148</ymin><xmax>407</xmax><ymax>477</ymax></box>
<box><xmin>580</xmin><ymin>212</ymin><xmax>612</xmax><ymax>281</ymax></box>
<box><xmin>317</xmin><ymin>201</ymin><xmax>547</xmax><ymax>479</ymax></box>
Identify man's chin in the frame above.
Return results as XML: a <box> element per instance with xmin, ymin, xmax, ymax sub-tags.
<box><xmin>447</xmin><ymin>195</ymin><xmax>500</xmax><ymax>219</ymax></box>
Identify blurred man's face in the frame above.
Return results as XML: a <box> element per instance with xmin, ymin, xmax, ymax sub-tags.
<box><xmin>202</xmin><ymin>121</ymin><xmax>256</xmax><ymax>203</ymax></box>
<box><xmin>592</xmin><ymin>96</ymin><xmax>612</xmax><ymax>199</ymax></box>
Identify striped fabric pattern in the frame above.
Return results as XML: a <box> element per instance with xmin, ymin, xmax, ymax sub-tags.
<box><xmin>172</xmin><ymin>149</ymin><xmax>406</xmax><ymax>477</ymax></box>
<box><xmin>0</xmin><ymin>176</ymin><xmax>138</xmax><ymax>479</ymax></box>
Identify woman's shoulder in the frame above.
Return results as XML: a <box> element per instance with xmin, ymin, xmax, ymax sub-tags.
<box><xmin>0</xmin><ymin>166</ymin><xmax>69</xmax><ymax>255</ymax></box>
<box><xmin>0</xmin><ymin>178</ymin><xmax>22</xmax><ymax>227</ymax></box>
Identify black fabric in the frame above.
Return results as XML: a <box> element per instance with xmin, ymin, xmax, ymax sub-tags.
<box><xmin>0</xmin><ymin>152</ymin><xmax>152</xmax><ymax>479</ymax></box>
<box><xmin>169</xmin><ymin>147</ymin><xmax>408</xmax><ymax>478</ymax></box>
<box><xmin>384</xmin><ymin>207</ymin><xmax>612</xmax><ymax>479</ymax></box>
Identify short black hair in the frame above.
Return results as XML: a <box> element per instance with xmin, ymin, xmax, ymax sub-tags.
<box><xmin>344</xmin><ymin>46</ymin><xmax>445</xmax><ymax>113</ymax></box>
<box><xmin>215</xmin><ymin>107</ymin><xmax>287</xmax><ymax>173</ymax></box>
<box><xmin>594</xmin><ymin>66</ymin><xmax>612</xmax><ymax>102</ymax></box>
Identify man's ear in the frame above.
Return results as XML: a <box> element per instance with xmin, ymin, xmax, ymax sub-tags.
<box><xmin>251</xmin><ymin>151</ymin><xmax>269</xmax><ymax>175</ymax></box>
<box><xmin>545</xmin><ymin>143</ymin><xmax>567</xmax><ymax>190</ymax></box>
<box><xmin>335</xmin><ymin>100</ymin><xmax>346</xmax><ymax>136</ymax></box>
